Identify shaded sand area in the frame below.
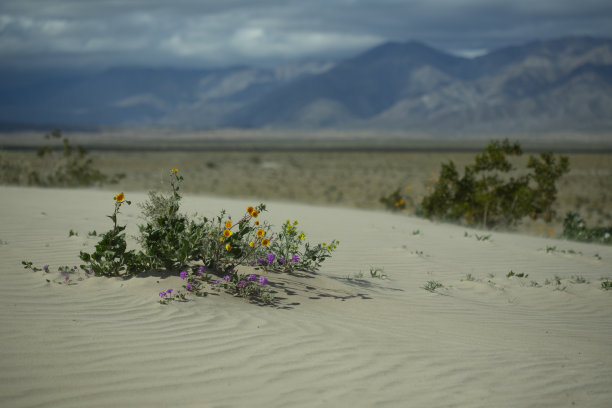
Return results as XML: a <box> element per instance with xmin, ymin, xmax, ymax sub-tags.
<box><xmin>1</xmin><ymin>186</ymin><xmax>611</xmax><ymax>407</ymax></box>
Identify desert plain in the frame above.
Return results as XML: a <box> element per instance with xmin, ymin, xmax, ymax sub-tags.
<box><xmin>1</xmin><ymin>132</ymin><xmax>612</xmax><ymax>407</ymax></box>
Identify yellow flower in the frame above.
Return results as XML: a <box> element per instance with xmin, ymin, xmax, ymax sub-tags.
<box><xmin>293</xmin><ymin>220</ymin><xmax>298</xmax><ymax>226</ymax></box>
<box><xmin>256</xmin><ymin>229</ymin><xmax>265</xmax><ymax>237</ymax></box>
<box><xmin>249</xmin><ymin>241</ymin><xmax>255</xmax><ymax>248</ymax></box>
<box><xmin>298</xmin><ymin>233</ymin><xmax>305</xmax><ymax>240</ymax></box>
<box><xmin>114</xmin><ymin>192</ymin><xmax>125</xmax><ymax>202</ymax></box>
<box><xmin>246</xmin><ymin>206</ymin><xmax>254</xmax><ymax>215</ymax></box>
<box><xmin>225</xmin><ymin>244</ymin><xmax>232</xmax><ymax>251</ymax></box>
<box><xmin>255</xmin><ymin>221</ymin><xmax>259</xmax><ymax>226</ymax></box>
<box><xmin>251</xmin><ymin>210</ymin><xmax>259</xmax><ymax>218</ymax></box>
<box><xmin>261</xmin><ymin>238</ymin><xmax>270</xmax><ymax>247</ymax></box>
<box><xmin>225</xmin><ymin>220</ymin><xmax>232</xmax><ymax>229</ymax></box>
<box><xmin>223</xmin><ymin>229</ymin><xmax>232</xmax><ymax>237</ymax></box>
<box><xmin>171</xmin><ymin>168</ymin><xmax>178</xmax><ymax>174</ymax></box>
<box><xmin>220</xmin><ymin>237</ymin><xmax>225</xmax><ymax>242</ymax></box>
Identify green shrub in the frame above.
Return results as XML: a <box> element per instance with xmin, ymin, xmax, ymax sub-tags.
<box><xmin>419</xmin><ymin>139</ymin><xmax>569</xmax><ymax>229</ymax></box>
<box><xmin>562</xmin><ymin>212</ymin><xmax>612</xmax><ymax>244</ymax></box>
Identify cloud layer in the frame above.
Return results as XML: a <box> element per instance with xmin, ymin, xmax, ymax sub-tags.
<box><xmin>1</xmin><ymin>0</ymin><xmax>612</xmax><ymax>69</ymax></box>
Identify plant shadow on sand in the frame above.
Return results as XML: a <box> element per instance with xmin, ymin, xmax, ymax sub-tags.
<box><xmin>262</xmin><ymin>270</ymin><xmax>376</xmax><ymax>310</ymax></box>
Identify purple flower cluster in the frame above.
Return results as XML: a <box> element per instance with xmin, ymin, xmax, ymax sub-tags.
<box><xmin>179</xmin><ymin>270</ymin><xmax>187</xmax><ymax>280</ymax></box>
<box><xmin>257</xmin><ymin>253</ymin><xmax>300</xmax><ymax>267</ymax></box>
<box><xmin>159</xmin><ymin>288</ymin><xmax>173</xmax><ymax>298</ymax></box>
<box><xmin>197</xmin><ymin>266</ymin><xmax>205</xmax><ymax>277</ymax></box>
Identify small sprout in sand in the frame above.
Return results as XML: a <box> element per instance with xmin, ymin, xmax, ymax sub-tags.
<box><xmin>474</xmin><ymin>234</ymin><xmax>491</xmax><ymax>242</ymax></box>
<box><xmin>462</xmin><ymin>273</ymin><xmax>476</xmax><ymax>282</ymax></box>
<box><xmin>422</xmin><ymin>280</ymin><xmax>444</xmax><ymax>293</ymax></box>
<box><xmin>506</xmin><ymin>270</ymin><xmax>528</xmax><ymax>278</ymax></box>
<box><xmin>570</xmin><ymin>275</ymin><xmax>588</xmax><ymax>284</ymax></box>
<box><xmin>601</xmin><ymin>280</ymin><xmax>612</xmax><ymax>290</ymax></box>
<box><xmin>369</xmin><ymin>266</ymin><xmax>387</xmax><ymax>279</ymax></box>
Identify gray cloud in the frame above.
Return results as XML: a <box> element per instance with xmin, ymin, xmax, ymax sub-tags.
<box><xmin>1</xmin><ymin>0</ymin><xmax>611</xmax><ymax>69</ymax></box>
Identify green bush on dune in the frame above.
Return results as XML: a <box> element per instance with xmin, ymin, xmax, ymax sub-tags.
<box><xmin>382</xmin><ymin>139</ymin><xmax>570</xmax><ymax>230</ymax></box>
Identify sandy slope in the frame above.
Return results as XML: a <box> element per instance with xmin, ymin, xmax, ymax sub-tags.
<box><xmin>1</xmin><ymin>186</ymin><xmax>611</xmax><ymax>408</ymax></box>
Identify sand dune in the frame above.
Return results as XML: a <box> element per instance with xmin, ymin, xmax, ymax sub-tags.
<box><xmin>1</xmin><ymin>186</ymin><xmax>611</xmax><ymax>407</ymax></box>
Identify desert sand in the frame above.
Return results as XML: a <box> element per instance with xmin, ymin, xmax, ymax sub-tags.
<box><xmin>1</xmin><ymin>185</ymin><xmax>611</xmax><ymax>407</ymax></box>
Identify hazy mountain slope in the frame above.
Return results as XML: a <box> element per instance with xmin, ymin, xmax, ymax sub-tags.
<box><xmin>1</xmin><ymin>36</ymin><xmax>611</xmax><ymax>133</ymax></box>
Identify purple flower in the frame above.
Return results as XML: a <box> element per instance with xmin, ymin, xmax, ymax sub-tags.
<box><xmin>179</xmin><ymin>271</ymin><xmax>187</xmax><ymax>280</ymax></box>
<box><xmin>64</xmin><ymin>275</ymin><xmax>69</xmax><ymax>282</ymax></box>
<box><xmin>186</xmin><ymin>283</ymin><xmax>193</xmax><ymax>291</ymax></box>
<box><xmin>223</xmin><ymin>275</ymin><xmax>230</xmax><ymax>281</ymax></box>
<box><xmin>237</xmin><ymin>280</ymin><xmax>247</xmax><ymax>288</ymax></box>
<box><xmin>73</xmin><ymin>265</ymin><xmax>77</xmax><ymax>270</ymax></box>
<box><xmin>197</xmin><ymin>266</ymin><xmax>205</xmax><ymax>277</ymax></box>
<box><xmin>214</xmin><ymin>279</ymin><xmax>221</xmax><ymax>285</ymax></box>
<box><xmin>257</xmin><ymin>258</ymin><xmax>266</xmax><ymax>266</ymax></box>
<box><xmin>88</xmin><ymin>268</ymin><xmax>94</xmax><ymax>274</ymax></box>
<box><xmin>43</xmin><ymin>265</ymin><xmax>49</xmax><ymax>271</ymax></box>
<box><xmin>279</xmin><ymin>257</ymin><xmax>286</xmax><ymax>265</ymax></box>
<box><xmin>259</xmin><ymin>276</ymin><xmax>268</xmax><ymax>286</ymax></box>
<box><xmin>267</xmin><ymin>253</ymin><xmax>276</xmax><ymax>265</ymax></box>
<box><xmin>291</xmin><ymin>254</ymin><xmax>299</xmax><ymax>263</ymax></box>
<box><xmin>166</xmin><ymin>288</ymin><xmax>173</xmax><ymax>294</ymax></box>
<box><xmin>248</xmin><ymin>274</ymin><xmax>257</xmax><ymax>282</ymax></box>
<box><xmin>159</xmin><ymin>291</ymin><xmax>166</xmax><ymax>298</ymax></box>
<box><xmin>249</xmin><ymin>261</ymin><xmax>256</xmax><ymax>266</ymax></box>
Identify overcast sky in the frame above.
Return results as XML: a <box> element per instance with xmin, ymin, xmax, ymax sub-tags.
<box><xmin>1</xmin><ymin>0</ymin><xmax>612</xmax><ymax>70</ymax></box>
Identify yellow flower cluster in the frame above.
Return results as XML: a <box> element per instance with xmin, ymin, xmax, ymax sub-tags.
<box><xmin>246</xmin><ymin>206</ymin><xmax>259</xmax><ymax>218</ymax></box>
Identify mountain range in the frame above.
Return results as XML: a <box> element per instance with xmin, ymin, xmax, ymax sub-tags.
<box><xmin>1</xmin><ymin>36</ymin><xmax>611</xmax><ymax>134</ymax></box>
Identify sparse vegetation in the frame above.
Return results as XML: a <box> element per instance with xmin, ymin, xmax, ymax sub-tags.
<box><xmin>1</xmin><ymin>129</ymin><xmax>125</xmax><ymax>187</ymax></box>
<box><xmin>422</xmin><ymin>280</ymin><xmax>444</xmax><ymax>293</ymax></box>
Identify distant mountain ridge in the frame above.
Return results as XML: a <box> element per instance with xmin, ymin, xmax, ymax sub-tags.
<box><xmin>1</xmin><ymin>36</ymin><xmax>611</xmax><ymax>134</ymax></box>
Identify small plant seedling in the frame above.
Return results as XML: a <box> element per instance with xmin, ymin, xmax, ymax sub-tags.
<box><xmin>21</xmin><ymin>260</ymin><xmax>41</xmax><ymax>272</ymax></box>
<box><xmin>475</xmin><ymin>234</ymin><xmax>491</xmax><ymax>241</ymax></box>
<box><xmin>422</xmin><ymin>280</ymin><xmax>444</xmax><ymax>292</ymax></box>
<box><xmin>594</xmin><ymin>253</ymin><xmax>602</xmax><ymax>261</ymax></box>
<box><xmin>507</xmin><ymin>270</ymin><xmax>528</xmax><ymax>278</ymax></box>
<box><xmin>68</xmin><ymin>229</ymin><xmax>78</xmax><ymax>237</ymax></box>
<box><xmin>412</xmin><ymin>229</ymin><xmax>421</xmax><ymax>236</ymax></box>
<box><xmin>88</xmin><ymin>230</ymin><xmax>98</xmax><ymax>237</ymax></box>
<box><xmin>530</xmin><ymin>281</ymin><xmax>540</xmax><ymax>287</ymax></box>
<box><xmin>571</xmin><ymin>275</ymin><xmax>588</xmax><ymax>284</ymax></box>
<box><xmin>601</xmin><ymin>280</ymin><xmax>612</xmax><ymax>290</ymax></box>
<box><xmin>349</xmin><ymin>271</ymin><xmax>365</xmax><ymax>280</ymax></box>
<box><xmin>369</xmin><ymin>266</ymin><xmax>387</xmax><ymax>279</ymax></box>
<box><xmin>463</xmin><ymin>273</ymin><xmax>476</xmax><ymax>282</ymax></box>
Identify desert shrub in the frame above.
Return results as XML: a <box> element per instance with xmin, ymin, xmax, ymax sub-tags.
<box><xmin>137</xmin><ymin>169</ymin><xmax>209</xmax><ymax>271</ymax></box>
<box><xmin>1</xmin><ymin>129</ymin><xmax>124</xmax><ymax>187</ymax></box>
<box><xmin>419</xmin><ymin>139</ymin><xmax>569</xmax><ymax>229</ymax></box>
<box><xmin>75</xmin><ymin>168</ymin><xmax>339</xmax><ymax>303</ymax></box>
<box><xmin>562</xmin><ymin>212</ymin><xmax>612</xmax><ymax>245</ymax></box>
